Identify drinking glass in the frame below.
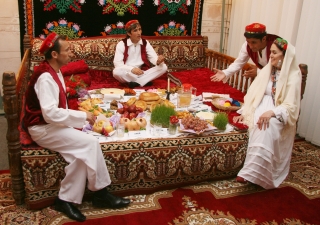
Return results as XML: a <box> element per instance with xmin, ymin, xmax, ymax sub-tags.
<box><xmin>153</xmin><ymin>123</ymin><xmax>162</xmax><ymax>137</ymax></box>
<box><xmin>117</xmin><ymin>123</ymin><xmax>125</xmax><ymax>138</ymax></box>
<box><xmin>168</xmin><ymin>122</ymin><xmax>178</xmax><ymax>135</ymax></box>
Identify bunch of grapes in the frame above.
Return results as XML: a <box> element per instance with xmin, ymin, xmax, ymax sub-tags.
<box><xmin>181</xmin><ymin>116</ymin><xmax>208</xmax><ymax>132</ymax></box>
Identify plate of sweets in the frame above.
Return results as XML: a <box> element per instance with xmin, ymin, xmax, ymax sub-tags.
<box><xmin>212</xmin><ymin>97</ymin><xmax>242</xmax><ymax>111</ymax></box>
<box><xmin>179</xmin><ymin>115</ymin><xmax>215</xmax><ymax>134</ymax></box>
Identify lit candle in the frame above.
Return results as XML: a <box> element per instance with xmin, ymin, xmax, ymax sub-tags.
<box><xmin>167</xmin><ymin>78</ymin><xmax>170</xmax><ymax>93</ymax></box>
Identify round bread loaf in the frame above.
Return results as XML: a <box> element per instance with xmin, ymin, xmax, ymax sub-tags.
<box><xmin>135</xmin><ymin>100</ymin><xmax>147</xmax><ymax>111</ymax></box>
<box><xmin>139</xmin><ymin>92</ymin><xmax>160</xmax><ymax>101</ymax></box>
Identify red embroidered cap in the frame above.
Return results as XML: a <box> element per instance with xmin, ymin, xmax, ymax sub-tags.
<box><xmin>125</xmin><ymin>20</ymin><xmax>139</xmax><ymax>30</ymax></box>
<box><xmin>39</xmin><ymin>32</ymin><xmax>59</xmax><ymax>54</ymax></box>
<box><xmin>245</xmin><ymin>23</ymin><xmax>266</xmax><ymax>34</ymax></box>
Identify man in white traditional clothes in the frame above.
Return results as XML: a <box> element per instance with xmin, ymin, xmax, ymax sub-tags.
<box><xmin>23</xmin><ymin>32</ymin><xmax>130</xmax><ymax>222</ymax></box>
<box><xmin>113</xmin><ymin>20</ymin><xmax>167</xmax><ymax>88</ymax></box>
<box><xmin>233</xmin><ymin>38</ymin><xmax>301</xmax><ymax>189</ymax></box>
<box><xmin>210</xmin><ymin>23</ymin><xmax>280</xmax><ymax>83</ymax></box>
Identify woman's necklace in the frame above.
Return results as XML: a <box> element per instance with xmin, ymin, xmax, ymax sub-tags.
<box><xmin>271</xmin><ymin>68</ymin><xmax>280</xmax><ymax>104</ymax></box>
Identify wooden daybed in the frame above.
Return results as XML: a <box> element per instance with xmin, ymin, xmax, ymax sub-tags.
<box><xmin>2</xmin><ymin>34</ymin><xmax>308</xmax><ymax>209</ymax></box>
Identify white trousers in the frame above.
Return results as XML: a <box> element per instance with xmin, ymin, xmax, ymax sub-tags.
<box><xmin>28</xmin><ymin>124</ymin><xmax>111</xmax><ymax>204</ymax></box>
<box><xmin>113</xmin><ymin>64</ymin><xmax>167</xmax><ymax>87</ymax></box>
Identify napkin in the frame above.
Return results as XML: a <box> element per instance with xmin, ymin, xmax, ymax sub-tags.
<box><xmin>103</xmin><ymin>94</ymin><xmax>123</xmax><ymax>102</ymax></box>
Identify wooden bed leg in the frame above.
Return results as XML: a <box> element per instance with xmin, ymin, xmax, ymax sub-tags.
<box><xmin>2</xmin><ymin>71</ymin><xmax>25</xmax><ymax>205</ymax></box>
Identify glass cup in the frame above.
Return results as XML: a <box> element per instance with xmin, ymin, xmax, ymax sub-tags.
<box><xmin>116</xmin><ymin>123</ymin><xmax>125</xmax><ymax>138</ymax></box>
<box><xmin>153</xmin><ymin>122</ymin><xmax>162</xmax><ymax>137</ymax></box>
<box><xmin>168</xmin><ymin>122</ymin><xmax>178</xmax><ymax>135</ymax></box>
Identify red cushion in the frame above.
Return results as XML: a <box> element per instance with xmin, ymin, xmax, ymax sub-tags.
<box><xmin>60</xmin><ymin>60</ymin><xmax>89</xmax><ymax>77</ymax></box>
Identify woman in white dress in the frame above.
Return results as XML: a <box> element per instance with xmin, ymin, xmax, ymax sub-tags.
<box><xmin>233</xmin><ymin>38</ymin><xmax>301</xmax><ymax>189</ymax></box>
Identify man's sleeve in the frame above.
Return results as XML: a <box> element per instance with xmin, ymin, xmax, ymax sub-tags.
<box><xmin>222</xmin><ymin>42</ymin><xmax>250</xmax><ymax>80</ymax></box>
<box><xmin>146</xmin><ymin>40</ymin><xmax>160</xmax><ymax>66</ymax></box>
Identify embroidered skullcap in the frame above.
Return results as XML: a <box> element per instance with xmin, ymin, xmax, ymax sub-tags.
<box><xmin>274</xmin><ymin>38</ymin><xmax>288</xmax><ymax>50</ymax></box>
<box><xmin>125</xmin><ymin>20</ymin><xmax>139</xmax><ymax>29</ymax></box>
<box><xmin>245</xmin><ymin>23</ymin><xmax>266</xmax><ymax>34</ymax></box>
<box><xmin>39</xmin><ymin>32</ymin><xmax>59</xmax><ymax>54</ymax></box>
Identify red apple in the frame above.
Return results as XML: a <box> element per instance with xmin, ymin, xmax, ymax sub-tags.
<box><xmin>129</xmin><ymin>112</ymin><xmax>136</xmax><ymax>120</ymax></box>
<box><xmin>136</xmin><ymin>107</ymin><xmax>143</xmax><ymax>113</ymax></box>
<box><xmin>128</xmin><ymin>104</ymin><xmax>136</xmax><ymax>113</ymax></box>
<box><xmin>123</xmin><ymin>111</ymin><xmax>129</xmax><ymax>119</ymax></box>
<box><xmin>117</xmin><ymin>108</ymin><xmax>124</xmax><ymax>114</ymax></box>
<box><xmin>123</xmin><ymin>104</ymin><xmax>129</xmax><ymax>112</ymax></box>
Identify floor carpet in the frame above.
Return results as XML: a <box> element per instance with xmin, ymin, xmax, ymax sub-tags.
<box><xmin>1</xmin><ymin>140</ymin><xmax>319</xmax><ymax>225</ymax></box>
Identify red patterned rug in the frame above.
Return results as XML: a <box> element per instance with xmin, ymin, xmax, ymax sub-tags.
<box><xmin>1</xmin><ymin>141</ymin><xmax>319</xmax><ymax>224</ymax></box>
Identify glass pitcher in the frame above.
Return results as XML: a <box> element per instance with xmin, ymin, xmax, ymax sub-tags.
<box><xmin>177</xmin><ymin>84</ymin><xmax>197</xmax><ymax>108</ymax></box>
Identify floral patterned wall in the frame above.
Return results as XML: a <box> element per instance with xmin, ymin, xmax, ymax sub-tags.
<box><xmin>18</xmin><ymin>0</ymin><xmax>204</xmax><ymax>44</ymax></box>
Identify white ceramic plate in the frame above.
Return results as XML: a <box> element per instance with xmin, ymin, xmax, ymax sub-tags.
<box><xmin>100</xmin><ymin>88</ymin><xmax>125</xmax><ymax>95</ymax></box>
<box><xmin>195</xmin><ymin>111</ymin><xmax>216</xmax><ymax>120</ymax></box>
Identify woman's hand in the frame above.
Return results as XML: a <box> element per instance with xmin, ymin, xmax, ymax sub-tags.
<box><xmin>233</xmin><ymin>115</ymin><xmax>244</xmax><ymax>123</ymax></box>
<box><xmin>257</xmin><ymin>110</ymin><xmax>275</xmax><ymax>130</ymax></box>
<box><xmin>131</xmin><ymin>67</ymin><xmax>144</xmax><ymax>75</ymax></box>
<box><xmin>210</xmin><ymin>69</ymin><xmax>226</xmax><ymax>82</ymax></box>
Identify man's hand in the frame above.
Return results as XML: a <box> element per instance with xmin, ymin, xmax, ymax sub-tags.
<box><xmin>131</xmin><ymin>67</ymin><xmax>144</xmax><ymax>75</ymax></box>
<box><xmin>233</xmin><ymin>115</ymin><xmax>244</xmax><ymax>123</ymax></box>
<box><xmin>86</xmin><ymin>112</ymin><xmax>96</xmax><ymax>125</ymax></box>
<box><xmin>243</xmin><ymin>65</ymin><xmax>257</xmax><ymax>78</ymax></box>
<box><xmin>257</xmin><ymin>110</ymin><xmax>275</xmax><ymax>130</ymax></box>
<box><xmin>210</xmin><ymin>68</ymin><xmax>226</xmax><ymax>82</ymax></box>
<box><xmin>156</xmin><ymin>55</ymin><xmax>165</xmax><ymax>65</ymax></box>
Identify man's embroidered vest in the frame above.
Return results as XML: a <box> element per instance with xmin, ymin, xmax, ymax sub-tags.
<box><xmin>247</xmin><ymin>34</ymin><xmax>280</xmax><ymax>69</ymax></box>
<box><xmin>122</xmin><ymin>38</ymin><xmax>150</xmax><ymax>70</ymax></box>
<box><xmin>23</xmin><ymin>61</ymin><xmax>67</xmax><ymax>127</ymax></box>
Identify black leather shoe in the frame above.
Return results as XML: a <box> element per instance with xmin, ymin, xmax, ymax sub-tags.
<box><xmin>128</xmin><ymin>82</ymin><xmax>140</xmax><ymax>89</ymax></box>
<box><xmin>54</xmin><ymin>198</ymin><xmax>86</xmax><ymax>222</ymax></box>
<box><xmin>92</xmin><ymin>189</ymin><xmax>131</xmax><ymax>209</ymax></box>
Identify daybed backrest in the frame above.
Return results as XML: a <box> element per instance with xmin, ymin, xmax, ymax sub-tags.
<box><xmin>30</xmin><ymin>35</ymin><xmax>208</xmax><ymax>72</ymax></box>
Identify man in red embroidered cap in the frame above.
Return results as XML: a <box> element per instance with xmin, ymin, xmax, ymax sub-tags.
<box><xmin>113</xmin><ymin>20</ymin><xmax>167</xmax><ymax>88</ymax></box>
<box><xmin>23</xmin><ymin>32</ymin><xmax>130</xmax><ymax>222</ymax></box>
<box><xmin>210</xmin><ymin>23</ymin><xmax>280</xmax><ymax>82</ymax></box>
